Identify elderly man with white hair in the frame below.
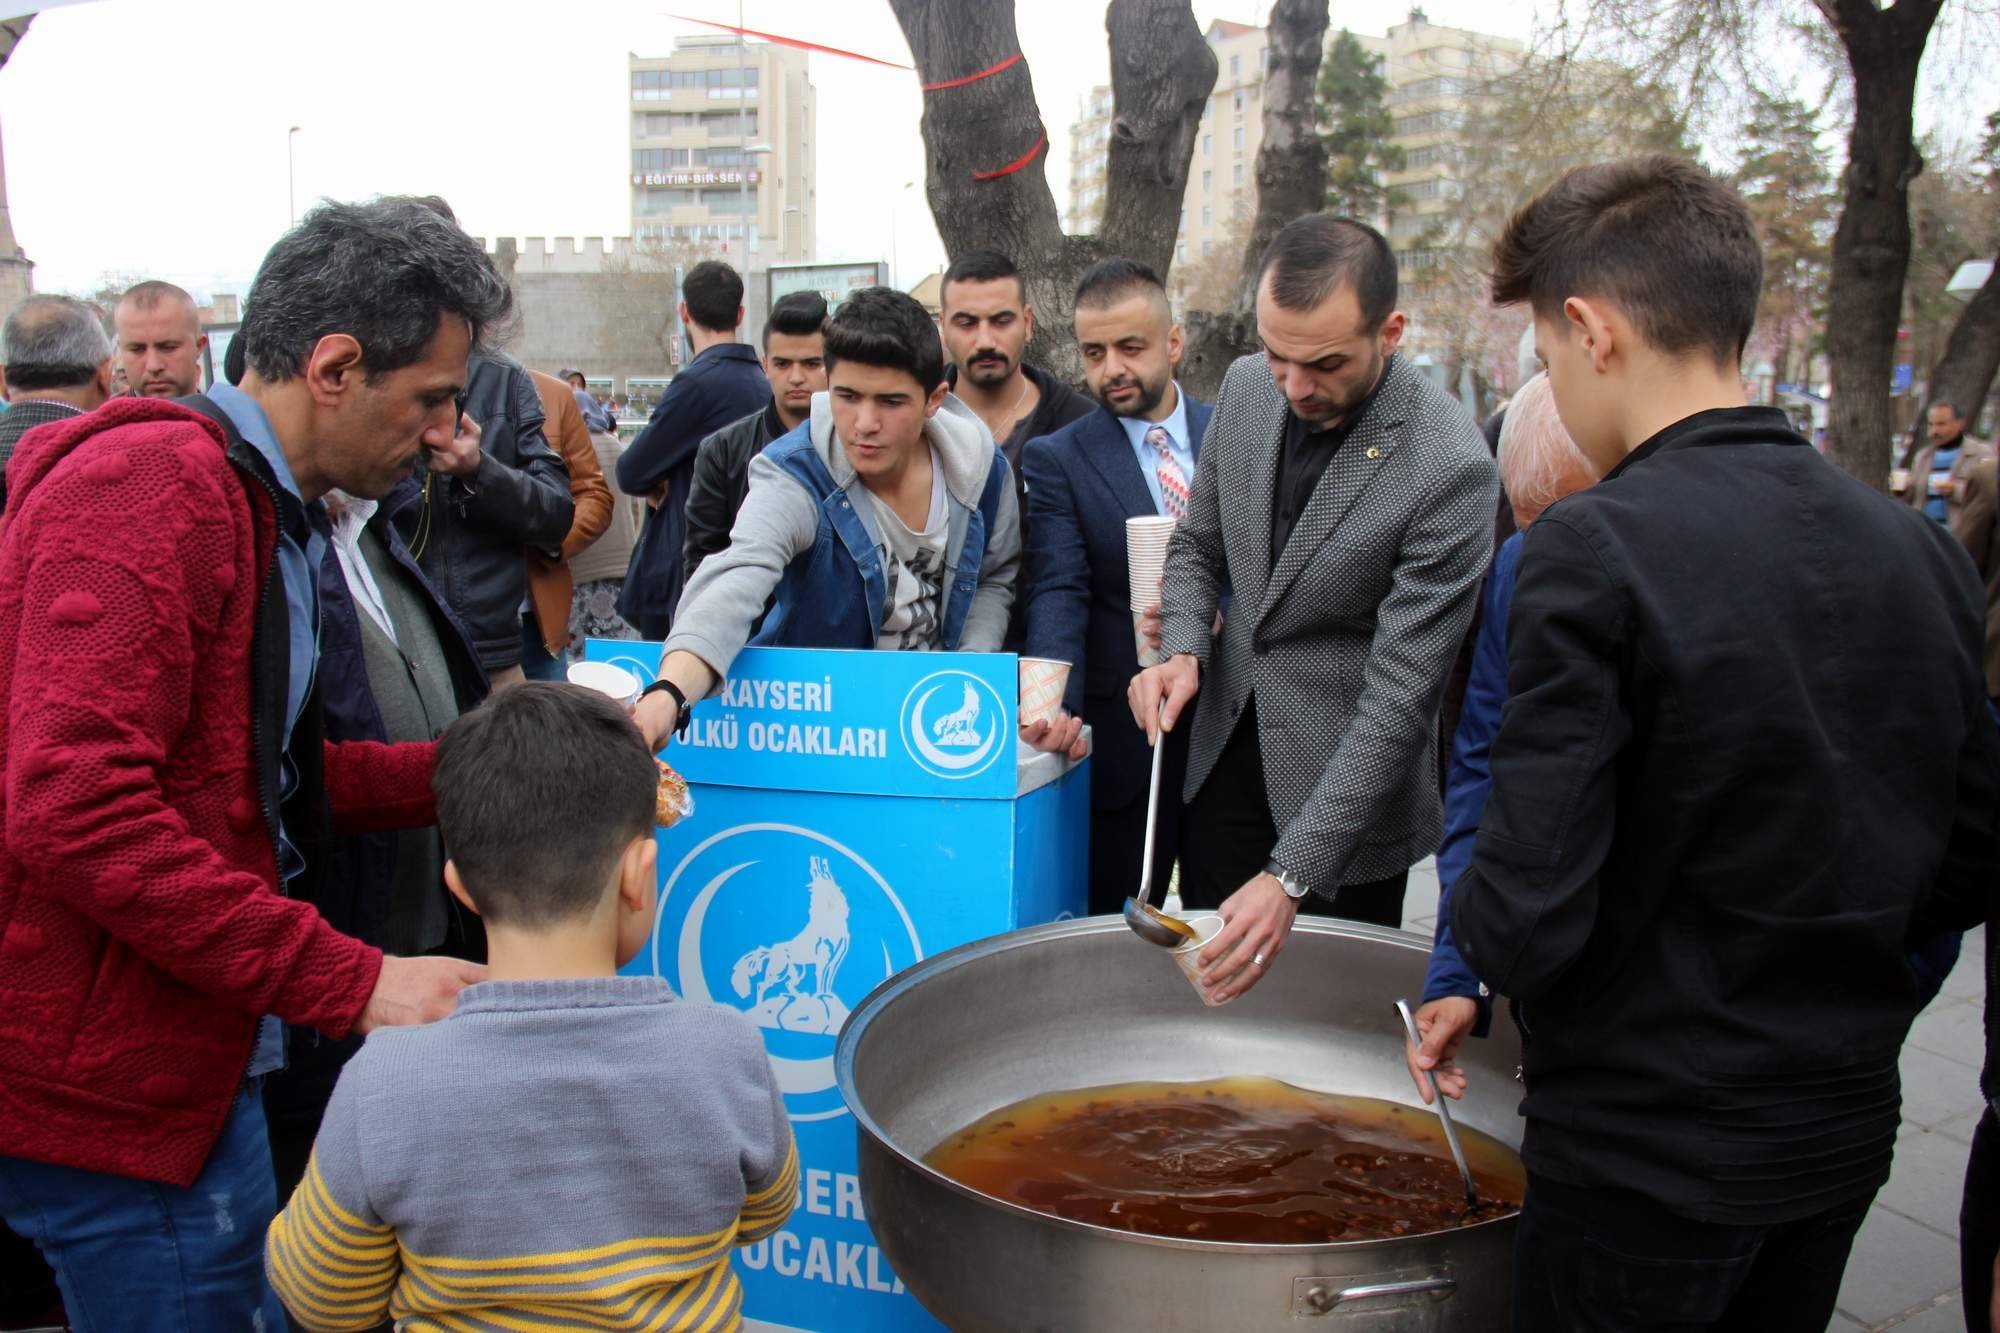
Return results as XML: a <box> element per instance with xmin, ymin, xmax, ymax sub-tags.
<box><xmin>1403</xmin><ymin>372</ymin><xmax>1601</xmax><ymax>1101</ymax></box>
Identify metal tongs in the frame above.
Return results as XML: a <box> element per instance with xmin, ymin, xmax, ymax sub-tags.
<box><xmin>1395</xmin><ymin>998</ymin><xmax>1479</xmax><ymax>1210</ymax></box>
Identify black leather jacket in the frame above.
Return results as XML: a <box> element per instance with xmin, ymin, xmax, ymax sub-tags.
<box><xmin>682</xmin><ymin>398</ymin><xmax>787</xmax><ymax>581</ymax></box>
<box><xmin>394</xmin><ymin>350</ymin><xmax>574</xmax><ymax>670</ymax></box>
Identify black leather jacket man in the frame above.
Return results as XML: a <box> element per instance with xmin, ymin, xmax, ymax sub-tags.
<box><xmin>394</xmin><ymin>349</ymin><xmax>574</xmax><ymax>672</ymax></box>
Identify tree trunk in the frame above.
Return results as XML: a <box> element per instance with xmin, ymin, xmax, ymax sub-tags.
<box><xmin>1924</xmin><ymin>258</ymin><xmax>2000</xmax><ymax>438</ymax></box>
<box><xmin>1815</xmin><ymin>0</ymin><xmax>1942</xmax><ymax>488</ymax></box>
<box><xmin>889</xmin><ymin>0</ymin><xmax>1214</xmax><ymax>382</ymax></box>
<box><xmin>1182</xmin><ymin>0</ymin><xmax>1331</xmax><ymax>400</ymax></box>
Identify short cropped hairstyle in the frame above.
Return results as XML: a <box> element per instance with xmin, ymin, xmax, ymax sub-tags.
<box><xmin>1</xmin><ymin>295</ymin><xmax>113</xmax><ymax>391</ymax></box>
<box><xmin>1931</xmin><ymin>399</ymin><xmax>1964</xmax><ymax>419</ymax></box>
<box><xmin>683</xmin><ymin>260</ymin><xmax>744</xmax><ymax>333</ymax></box>
<box><xmin>1074</xmin><ymin>256</ymin><xmax>1167</xmax><ymax>310</ymax></box>
<box><xmin>117</xmin><ymin>280</ymin><xmax>200</xmax><ymax>324</ymax></box>
<box><xmin>823</xmin><ymin>286</ymin><xmax>945</xmax><ymax>392</ymax></box>
<box><xmin>1490</xmin><ymin>155</ymin><xmax>1763</xmax><ymax>365</ymax></box>
<box><xmin>1498</xmin><ymin>372</ymin><xmax>1599</xmax><ymax>527</ymax></box>
<box><xmin>239</xmin><ymin>197</ymin><xmax>513</xmax><ymax>384</ymax></box>
<box><xmin>764</xmin><ymin>290</ymin><xmax>829</xmax><ymax>348</ymax></box>
<box><xmin>941</xmin><ymin>249</ymin><xmax>1024</xmax><ymax>306</ymax></box>
<box><xmin>1256</xmin><ymin>214</ymin><xmax>1397</xmax><ymax>330</ymax></box>
<box><xmin>433</xmin><ymin>683</ymin><xmax>658</xmax><ymax>926</ymax></box>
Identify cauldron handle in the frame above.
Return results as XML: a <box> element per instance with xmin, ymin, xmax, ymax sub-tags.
<box><xmin>1296</xmin><ymin>1275</ymin><xmax>1456</xmax><ymax>1316</ymax></box>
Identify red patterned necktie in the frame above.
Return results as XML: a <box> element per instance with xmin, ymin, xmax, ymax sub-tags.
<box><xmin>1148</xmin><ymin>426</ymin><xmax>1188</xmax><ymax>520</ymax></box>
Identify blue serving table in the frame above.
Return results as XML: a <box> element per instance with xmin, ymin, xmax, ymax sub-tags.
<box><xmin>584</xmin><ymin>641</ymin><xmax>1090</xmax><ymax>1332</ymax></box>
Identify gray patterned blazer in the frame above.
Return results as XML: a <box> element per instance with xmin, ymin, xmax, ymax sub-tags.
<box><xmin>1158</xmin><ymin>351</ymin><xmax>1498</xmax><ymax>895</ymax></box>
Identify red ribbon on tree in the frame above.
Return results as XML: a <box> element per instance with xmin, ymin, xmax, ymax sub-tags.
<box><xmin>970</xmin><ymin>131</ymin><xmax>1047</xmax><ymax>181</ymax></box>
<box><xmin>916</xmin><ymin>49</ymin><xmax>1043</xmax><ymax>182</ymax></box>
<box><xmin>919</xmin><ymin>50</ymin><xmax>1024</xmax><ymax>92</ymax></box>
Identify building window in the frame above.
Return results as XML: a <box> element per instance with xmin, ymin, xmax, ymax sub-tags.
<box><xmin>1201</xmin><ymin>169</ymin><xmax>1211</xmax><ymax>192</ymax></box>
<box><xmin>637</xmin><ymin>188</ymin><xmax>697</xmax><ymax>215</ymax></box>
<box><xmin>1233</xmin><ymin>89</ymin><xmax>1244</xmax><ymax>114</ymax></box>
<box><xmin>1203</xmin><ymin>133</ymin><xmax>1212</xmax><ymax>156</ymax></box>
<box><xmin>1404</xmin><ymin>143</ymin><xmax>1445</xmax><ymax>170</ymax></box>
<box><xmin>1233</xmin><ymin>126</ymin><xmax>1245</xmax><ymax>151</ymax></box>
<box><xmin>1176</xmin><ymin>243</ymin><xmax>1187</xmax><ymax>264</ymax></box>
<box><xmin>1233</xmin><ymin>163</ymin><xmax>1244</xmax><ymax>187</ymax></box>
<box><xmin>1392</xmin><ymin>110</ymin><xmax>1462</xmax><ymax>137</ymax></box>
<box><xmin>1230</xmin><ymin>53</ymin><xmax>1240</xmax><ymax>78</ymax></box>
<box><xmin>1202</xmin><ymin>240</ymin><xmax>1213</xmax><ymax>258</ymax></box>
<box><xmin>1201</xmin><ymin>204</ymin><xmax>1212</xmax><ymax>227</ymax></box>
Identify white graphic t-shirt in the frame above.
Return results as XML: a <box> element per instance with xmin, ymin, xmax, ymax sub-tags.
<box><xmin>867</xmin><ymin>447</ymin><xmax>949</xmax><ymax>652</ymax></box>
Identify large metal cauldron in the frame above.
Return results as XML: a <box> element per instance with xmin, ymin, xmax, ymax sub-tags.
<box><xmin>835</xmin><ymin>916</ymin><xmax>1523</xmax><ymax>1332</ymax></box>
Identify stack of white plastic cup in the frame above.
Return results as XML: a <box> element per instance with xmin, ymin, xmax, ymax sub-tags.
<box><xmin>1126</xmin><ymin>516</ymin><xmax>1177</xmax><ymax>668</ymax></box>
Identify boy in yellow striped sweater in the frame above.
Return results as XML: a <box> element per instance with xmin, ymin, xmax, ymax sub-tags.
<box><xmin>265</xmin><ymin>683</ymin><xmax>797</xmax><ymax>1332</ymax></box>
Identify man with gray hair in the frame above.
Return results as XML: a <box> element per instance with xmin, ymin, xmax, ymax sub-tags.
<box><xmin>114</xmin><ymin>279</ymin><xmax>208</xmax><ymax>399</ymax></box>
<box><xmin>0</xmin><ymin>197</ymin><xmax>505</xmax><ymax>1326</ymax></box>
<box><xmin>0</xmin><ymin>294</ymin><xmax>114</xmax><ymax>507</ymax></box>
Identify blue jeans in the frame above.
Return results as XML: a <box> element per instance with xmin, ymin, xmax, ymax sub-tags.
<box><xmin>0</xmin><ymin>1080</ymin><xmax>288</xmax><ymax>1332</ymax></box>
<box><xmin>520</xmin><ymin>612</ymin><xmax>565</xmax><ymax>681</ymax></box>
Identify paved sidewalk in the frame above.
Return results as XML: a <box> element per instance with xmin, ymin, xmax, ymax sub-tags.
<box><xmin>1399</xmin><ymin>857</ymin><xmax>1986</xmax><ymax>1333</ymax></box>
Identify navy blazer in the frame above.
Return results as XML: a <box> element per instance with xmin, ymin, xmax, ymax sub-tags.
<box><xmin>1021</xmin><ymin>392</ymin><xmax>1214</xmax><ymax>810</ymax></box>
<box><xmin>614</xmin><ymin>343</ymin><xmax>771</xmax><ymax>638</ymax></box>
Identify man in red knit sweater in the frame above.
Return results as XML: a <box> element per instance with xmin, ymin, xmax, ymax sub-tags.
<box><xmin>0</xmin><ymin>198</ymin><xmax>510</xmax><ymax>1329</ymax></box>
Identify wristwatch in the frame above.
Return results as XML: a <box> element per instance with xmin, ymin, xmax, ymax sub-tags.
<box><xmin>640</xmin><ymin>676</ymin><xmax>692</xmax><ymax>739</ymax></box>
<box><xmin>1266</xmin><ymin>862</ymin><xmax>1309</xmax><ymax>900</ymax></box>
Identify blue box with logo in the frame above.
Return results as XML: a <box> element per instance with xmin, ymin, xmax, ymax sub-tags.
<box><xmin>583</xmin><ymin>641</ymin><xmax>1090</xmax><ymax>1332</ymax></box>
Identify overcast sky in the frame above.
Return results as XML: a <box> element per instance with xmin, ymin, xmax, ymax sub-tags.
<box><xmin>0</xmin><ymin>0</ymin><xmax>1988</xmax><ymax>306</ymax></box>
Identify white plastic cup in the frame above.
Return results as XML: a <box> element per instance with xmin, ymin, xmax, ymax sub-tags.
<box><xmin>566</xmin><ymin>660</ymin><xmax>642</xmax><ymax>708</ymax></box>
<box><xmin>1169</xmin><ymin>913</ymin><xmax>1230</xmax><ymax>1007</ymax></box>
<box><xmin>1018</xmin><ymin>658</ymin><xmax>1072</xmax><ymax>728</ymax></box>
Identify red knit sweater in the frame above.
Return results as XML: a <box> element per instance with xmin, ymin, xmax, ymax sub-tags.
<box><xmin>0</xmin><ymin>399</ymin><xmax>437</xmax><ymax>1188</ymax></box>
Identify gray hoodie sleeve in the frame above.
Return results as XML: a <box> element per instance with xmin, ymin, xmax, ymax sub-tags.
<box><xmin>957</xmin><ymin>460</ymin><xmax>1021</xmax><ymax>653</ymax></box>
<box><xmin>660</xmin><ymin>451</ymin><xmax>819</xmax><ymax>690</ymax></box>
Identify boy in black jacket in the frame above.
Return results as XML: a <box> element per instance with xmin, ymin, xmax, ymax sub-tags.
<box><xmin>1449</xmin><ymin>155</ymin><xmax>2000</xmax><ymax>1331</ymax></box>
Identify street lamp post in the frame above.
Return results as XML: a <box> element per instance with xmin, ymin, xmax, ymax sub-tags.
<box><xmin>287</xmin><ymin>125</ymin><xmax>301</xmax><ymax>226</ymax></box>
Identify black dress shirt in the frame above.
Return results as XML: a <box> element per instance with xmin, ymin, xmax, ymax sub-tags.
<box><xmin>1271</xmin><ymin>359</ymin><xmax>1391</xmax><ymax>564</ymax></box>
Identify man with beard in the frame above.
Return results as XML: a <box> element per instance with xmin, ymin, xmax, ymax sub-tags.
<box><xmin>1898</xmin><ymin>398</ymin><xmax>1993</xmax><ymax>525</ymax></box>
<box><xmin>1020</xmin><ymin>258</ymin><xmax>1213</xmax><ymax>911</ymax></box>
<box><xmin>940</xmin><ymin>250</ymin><xmax>1092</xmax><ymax>648</ymax></box>
<box><xmin>1128</xmin><ymin>214</ymin><xmax>1495</xmax><ymax>1000</ymax></box>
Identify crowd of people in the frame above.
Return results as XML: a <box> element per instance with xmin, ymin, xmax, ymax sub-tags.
<box><xmin>0</xmin><ymin>152</ymin><xmax>1993</xmax><ymax>1333</ymax></box>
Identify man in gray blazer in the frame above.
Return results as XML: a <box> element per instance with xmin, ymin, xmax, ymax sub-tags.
<box><xmin>1130</xmin><ymin>214</ymin><xmax>1496</xmax><ymax>1003</ymax></box>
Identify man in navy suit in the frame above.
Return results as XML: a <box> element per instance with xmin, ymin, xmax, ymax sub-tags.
<box><xmin>1021</xmin><ymin>258</ymin><xmax>1214</xmax><ymax>914</ymax></box>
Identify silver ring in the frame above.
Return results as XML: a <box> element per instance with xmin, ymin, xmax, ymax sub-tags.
<box><xmin>1252</xmin><ymin>952</ymin><xmax>1266</xmax><ymax>968</ymax></box>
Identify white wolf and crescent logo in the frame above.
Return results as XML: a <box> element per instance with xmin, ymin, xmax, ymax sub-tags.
<box><xmin>900</xmin><ymin>670</ymin><xmax>1006</xmax><ymax>779</ymax></box>
<box><xmin>662</xmin><ymin>823</ymin><xmax>923</xmax><ymax>1122</ymax></box>
<box><xmin>728</xmin><ymin>855</ymin><xmax>853</xmax><ymax>1035</ymax></box>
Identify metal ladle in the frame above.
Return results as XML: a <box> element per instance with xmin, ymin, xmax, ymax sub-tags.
<box><xmin>1122</xmin><ymin>702</ymin><xmax>1197</xmax><ymax>948</ymax></box>
<box><xmin>1395</xmin><ymin>998</ymin><xmax>1479</xmax><ymax>1210</ymax></box>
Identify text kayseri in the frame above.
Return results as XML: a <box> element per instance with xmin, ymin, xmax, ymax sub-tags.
<box><xmin>714</xmin><ymin>676</ymin><xmax>836</xmax><ymax>713</ymax></box>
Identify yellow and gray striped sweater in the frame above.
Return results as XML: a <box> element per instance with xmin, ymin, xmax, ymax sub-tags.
<box><xmin>265</xmin><ymin>976</ymin><xmax>797</xmax><ymax>1332</ymax></box>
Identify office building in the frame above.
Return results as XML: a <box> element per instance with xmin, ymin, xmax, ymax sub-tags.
<box><xmin>628</xmin><ymin>36</ymin><xmax>817</xmax><ymax>265</ymax></box>
<box><xmin>1066</xmin><ymin>84</ymin><xmax>1113</xmax><ymax>234</ymax></box>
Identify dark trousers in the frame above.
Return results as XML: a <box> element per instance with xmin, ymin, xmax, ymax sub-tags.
<box><xmin>1513</xmin><ymin>1174</ymin><xmax>1872</xmax><ymax>1332</ymax></box>
<box><xmin>1963</xmin><ymin>1111</ymin><xmax>1999</xmax><ymax>1333</ymax></box>
<box><xmin>1087</xmin><ymin>727</ymin><xmax>1191</xmax><ymax>917</ymax></box>
<box><xmin>1179</xmin><ymin>702</ymin><xmax>1408</xmax><ymax>927</ymax></box>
